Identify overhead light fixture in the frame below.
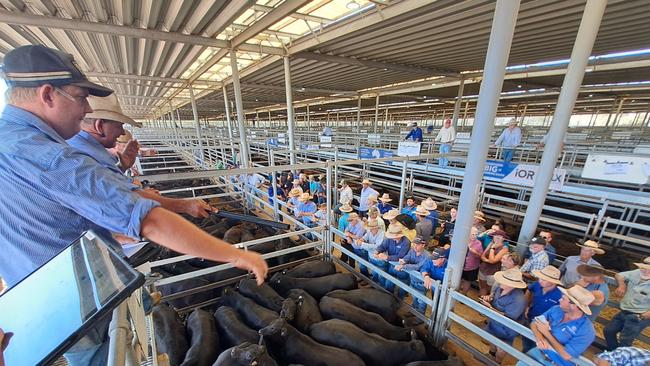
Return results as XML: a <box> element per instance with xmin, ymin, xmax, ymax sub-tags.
<box><xmin>517</xmin><ymin>84</ymin><xmax>522</xmax><ymax>88</ymax></box>
<box><xmin>346</xmin><ymin>0</ymin><xmax>361</xmax><ymax>10</ymax></box>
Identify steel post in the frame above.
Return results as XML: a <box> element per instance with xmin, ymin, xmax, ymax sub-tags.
<box><xmin>307</xmin><ymin>104</ymin><xmax>311</xmax><ymax>132</ymax></box>
<box><xmin>356</xmin><ymin>95</ymin><xmax>362</xmax><ymax>134</ymax></box>
<box><xmin>222</xmin><ymin>86</ymin><xmax>236</xmax><ymax>162</ymax></box>
<box><xmin>451</xmin><ymin>76</ymin><xmax>465</xmax><ymax>129</ymax></box>
<box><xmin>283</xmin><ymin>56</ymin><xmax>297</xmax><ymax>165</ymax></box>
<box><xmin>230</xmin><ymin>49</ymin><xmax>250</xmax><ymax>168</ymax></box>
<box><xmin>188</xmin><ymin>84</ymin><xmax>204</xmax><ymax>168</ymax></box>
<box><xmin>399</xmin><ymin>160</ymin><xmax>408</xmax><ymax>210</ymax></box>
<box><xmin>447</xmin><ymin>0</ymin><xmax>520</xmax><ymax>290</ymax></box>
<box><xmin>516</xmin><ymin>0</ymin><xmax>607</xmax><ymax>253</ymax></box>
<box><xmin>373</xmin><ymin>94</ymin><xmax>380</xmax><ymax>134</ymax></box>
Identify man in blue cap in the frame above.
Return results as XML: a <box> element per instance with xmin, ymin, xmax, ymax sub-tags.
<box><xmin>0</xmin><ymin>45</ymin><xmax>268</xmax><ymax>365</ymax></box>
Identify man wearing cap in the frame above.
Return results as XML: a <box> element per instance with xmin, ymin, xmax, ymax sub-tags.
<box><xmin>520</xmin><ymin>236</ymin><xmax>550</xmax><ymax>281</ymax></box>
<box><xmin>415</xmin><ymin>248</ymin><xmax>448</xmax><ymax>313</ymax></box>
<box><xmin>295</xmin><ymin>193</ymin><xmax>317</xmax><ymax>226</ymax></box>
<box><xmin>353</xmin><ymin>219</ymin><xmax>385</xmax><ymax>276</ymax></box>
<box><xmin>404</xmin><ymin>122</ymin><xmax>423</xmax><ymax>142</ymax></box>
<box><xmin>342</xmin><ymin>213</ymin><xmax>366</xmax><ymax>267</ymax></box>
<box><xmin>67</xmin><ymin>95</ymin><xmax>215</xmax><ymax>219</ymax></box>
<box><xmin>481</xmin><ymin>268</ymin><xmax>528</xmax><ymax>363</ymax></box>
<box><xmin>0</xmin><ymin>45</ymin><xmax>267</xmax><ymax>365</ymax></box>
<box><xmin>369</xmin><ymin>223</ymin><xmax>410</xmax><ymax>285</ymax></box>
<box><xmin>526</xmin><ymin>230</ymin><xmax>557</xmax><ymax>265</ymax></box>
<box><xmin>522</xmin><ymin>266</ymin><xmax>563</xmax><ymax>352</ymax></box>
<box><xmin>604</xmin><ymin>256</ymin><xmax>650</xmax><ymax>350</ymax></box>
<box><xmin>517</xmin><ymin>286</ymin><xmax>596</xmax><ymax>366</ymax></box>
<box><xmin>415</xmin><ymin>205</ymin><xmax>433</xmax><ymax>244</ymax></box>
<box><xmin>575</xmin><ymin>264</ymin><xmax>609</xmax><ymax>321</ymax></box>
<box><xmin>434</xmin><ymin>119</ymin><xmax>456</xmax><ymax>167</ymax></box>
<box><xmin>559</xmin><ymin>240</ymin><xmax>604</xmax><ymax>287</ymax></box>
<box><xmin>491</xmin><ymin>118</ymin><xmax>522</xmax><ymax>164</ymax></box>
<box><xmin>377</xmin><ymin>193</ymin><xmax>394</xmax><ymax>215</ymax></box>
<box><xmin>358</xmin><ymin>179</ymin><xmax>379</xmax><ymax>218</ymax></box>
<box><xmin>400</xmin><ymin>196</ymin><xmax>417</xmax><ymax>220</ymax></box>
<box><xmin>390</xmin><ymin>236</ymin><xmax>431</xmax><ymax>299</ymax></box>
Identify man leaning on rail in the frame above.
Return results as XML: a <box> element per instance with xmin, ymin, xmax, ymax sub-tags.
<box><xmin>0</xmin><ymin>45</ymin><xmax>268</xmax><ymax>366</ymax></box>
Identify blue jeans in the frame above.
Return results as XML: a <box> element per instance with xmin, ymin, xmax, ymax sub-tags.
<box><xmin>386</xmin><ymin>264</ymin><xmax>410</xmax><ymax>298</ymax></box>
<box><xmin>604</xmin><ymin>310</ymin><xmax>650</xmax><ymax>350</ymax></box>
<box><xmin>503</xmin><ymin>148</ymin><xmax>515</xmax><ymax>164</ymax></box>
<box><xmin>515</xmin><ymin>348</ymin><xmax>554</xmax><ymax>366</ymax></box>
<box><xmin>410</xmin><ymin>277</ymin><xmax>428</xmax><ymax>314</ymax></box>
<box><xmin>353</xmin><ymin>248</ymin><xmax>370</xmax><ymax>276</ymax></box>
<box><xmin>439</xmin><ymin>143</ymin><xmax>451</xmax><ymax>167</ymax></box>
<box><xmin>368</xmin><ymin>256</ymin><xmax>389</xmax><ymax>286</ymax></box>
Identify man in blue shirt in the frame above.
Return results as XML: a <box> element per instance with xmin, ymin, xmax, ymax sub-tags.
<box><xmin>342</xmin><ymin>213</ymin><xmax>366</xmax><ymax>267</ymax></box>
<box><xmin>404</xmin><ymin>122</ymin><xmax>423</xmax><ymax>142</ymax></box>
<box><xmin>377</xmin><ymin>193</ymin><xmax>394</xmax><ymax>215</ymax></box>
<box><xmin>518</xmin><ymin>286</ymin><xmax>596</xmax><ymax>366</ymax></box>
<box><xmin>0</xmin><ymin>45</ymin><xmax>268</xmax><ymax>366</ymax></box>
<box><xmin>421</xmin><ymin>197</ymin><xmax>439</xmax><ymax>230</ymax></box>
<box><xmin>352</xmin><ymin>219</ymin><xmax>384</xmax><ymax>276</ymax></box>
<box><xmin>389</xmin><ymin>237</ymin><xmax>430</xmax><ymax>299</ymax></box>
<box><xmin>491</xmin><ymin>119</ymin><xmax>522</xmax><ymax>164</ymax></box>
<box><xmin>369</xmin><ymin>223</ymin><xmax>410</xmax><ymax>286</ymax></box>
<box><xmin>523</xmin><ymin>266</ymin><xmax>563</xmax><ymax>352</ymax></box>
<box><xmin>295</xmin><ymin>192</ymin><xmax>317</xmax><ymax>226</ymax></box>
<box><xmin>412</xmin><ymin>248</ymin><xmax>448</xmax><ymax>313</ymax></box>
<box><xmin>358</xmin><ymin>178</ymin><xmax>378</xmax><ymax>218</ymax></box>
<box><xmin>400</xmin><ymin>196</ymin><xmax>417</xmax><ymax>219</ymax></box>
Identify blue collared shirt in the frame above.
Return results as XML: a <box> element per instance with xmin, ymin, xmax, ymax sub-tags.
<box><xmin>375</xmin><ymin>236</ymin><xmax>410</xmax><ymax>261</ymax></box>
<box><xmin>426</xmin><ymin>210</ymin><xmax>439</xmax><ymax>229</ymax></box>
<box><xmin>527</xmin><ymin>282</ymin><xmax>562</xmax><ymax>319</ymax></box>
<box><xmin>353</xmin><ymin>229</ymin><xmax>385</xmax><ymax>252</ymax></box>
<box><xmin>358</xmin><ymin>187</ymin><xmax>378</xmax><ymax>211</ymax></box>
<box><xmin>401</xmin><ymin>205</ymin><xmax>417</xmax><ymax>219</ymax></box>
<box><xmin>405</xmin><ymin>127</ymin><xmax>423</xmax><ymax>142</ymax></box>
<box><xmin>338</xmin><ymin>212</ymin><xmax>350</xmax><ymax>231</ymax></box>
<box><xmin>541</xmin><ymin>305</ymin><xmax>595</xmax><ymax>366</ymax></box>
<box><xmin>0</xmin><ymin>105</ymin><xmax>159</xmax><ymax>287</ymax></box>
<box><xmin>487</xmin><ymin>287</ymin><xmax>527</xmax><ymax>341</ymax></box>
<box><xmin>401</xmin><ymin>249</ymin><xmax>431</xmax><ymax>271</ymax></box>
<box><xmin>377</xmin><ymin>202</ymin><xmax>394</xmax><ymax>215</ymax></box>
<box><xmin>296</xmin><ymin>201</ymin><xmax>317</xmax><ymax>224</ymax></box>
<box><xmin>345</xmin><ymin>220</ymin><xmax>366</xmax><ymax>239</ymax></box>
<box><xmin>596</xmin><ymin>347</ymin><xmax>650</xmax><ymax>366</ymax></box>
<box><xmin>495</xmin><ymin>127</ymin><xmax>522</xmax><ymax>148</ymax></box>
<box><xmin>559</xmin><ymin>256</ymin><xmax>601</xmax><ymax>287</ymax></box>
<box><xmin>420</xmin><ymin>259</ymin><xmax>447</xmax><ymax>281</ymax></box>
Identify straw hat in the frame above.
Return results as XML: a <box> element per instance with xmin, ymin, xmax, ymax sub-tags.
<box><xmin>298</xmin><ymin>192</ymin><xmax>312</xmax><ymax>202</ymax></box>
<box><xmin>367</xmin><ymin>194</ymin><xmax>378</xmax><ymax>203</ymax></box>
<box><xmin>339</xmin><ymin>203</ymin><xmax>354</xmax><ymax>213</ymax></box>
<box><xmin>473</xmin><ymin>211</ymin><xmax>486</xmax><ymax>221</ymax></box>
<box><xmin>415</xmin><ymin>205</ymin><xmax>429</xmax><ymax>217</ymax></box>
<box><xmin>421</xmin><ymin>198</ymin><xmax>437</xmax><ymax>211</ymax></box>
<box><xmin>116</xmin><ymin>130</ymin><xmax>133</xmax><ymax>144</ymax></box>
<box><xmin>366</xmin><ymin>220</ymin><xmax>379</xmax><ymax>229</ymax></box>
<box><xmin>559</xmin><ymin>286</ymin><xmax>595</xmax><ymax>315</ymax></box>
<box><xmin>634</xmin><ymin>256</ymin><xmax>650</xmax><ymax>270</ymax></box>
<box><xmin>385</xmin><ymin>223</ymin><xmax>405</xmax><ymax>239</ymax></box>
<box><xmin>361</xmin><ymin>178</ymin><xmax>372</xmax><ymax>185</ymax></box>
<box><xmin>577</xmin><ymin>264</ymin><xmax>605</xmax><ymax>278</ymax></box>
<box><xmin>347</xmin><ymin>213</ymin><xmax>360</xmax><ymax>221</ymax></box>
<box><xmin>532</xmin><ymin>266</ymin><xmax>563</xmax><ymax>285</ymax></box>
<box><xmin>288</xmin><ymin>188</ymin><xmax>302</xmax><ymax>197</ymax></box>
<box><xmin>379</xmin><ymin>193</ymin><xmax>392</xmax><ymax>203</ymax></box>
<box><xmin>87</xmin><ymin>94</ymin><xmax>140</xmax><ymax>127</ymax></box>
<box><xmin>339</xmin><ymin>179</ymin><xmax>347</xmax><ymax>186</ymax></box>
<box><xmin>493</xmin><ymin>269</ymin><xmax>527</xmax><ymax>289</ymax></box>
<box><xmin>576</xmin><ymin>240</ymin><xmax>605</xmax><ymax>255</ymax></box>
<box><xmin>382</xmin><ymin>209</ymin><xmax>399</xmax><ymax>220</ymax></box>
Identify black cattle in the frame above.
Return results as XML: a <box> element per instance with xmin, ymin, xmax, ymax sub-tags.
<box><xmin>286</xmin><ymin>289</ymin><xmax>322</xmax><ymax>333</ymax></box>
<box><xmin>213</xmin><ymin>306</ymin><xmax>260</xmax><ymax>348</ymax></box>
<box><xmin>220</xmin><ymin>288</ymin><xmax>278</xmax><ymax>330</ymax></box>
<box><xmin>152</xmin><ymin>304</ymin><xmax>189</xmax><ymax>366</ymax></box>
<box><xmin>280</xmin><ymin>298</ymin><xmax>297</xmax><ymax>321</ymax></box>
<box><xmin>326</xmin><ymin>288</ymin><xmax>400</xmax><ymax>324</ymax></box>
<box><xmin>269</xmin><ymin>272</ymin><xmax>357</xmax><ymax>299</ymax></box>
<box><xmin>259</xmin><ymin>318</ymin><xmax>365</xmax><ymax>366</ymax></box>
<box><xmin>284</xmin><ymin>261</ymin><xmax>336</xmax><ymax>278</ymax></box>
<box><xmin>212</xmin><ymin>342</ymin><xmax>278</xmax><ymax>366</ymax></box>
<box><xmin>238</xmin><ymin>278</ymin><xmax>285</xmax><ymax>312</ymax></box>
<box><xmin>309</xmin><ymin>319</ymin><xmax>426</xmax><ymax>366</ymax></box>
<box><xmin>181</xmin><ymin>309</ymin><xmax>219</xmax><ymax>366</ymax></box>
<box><xmin>319</xmin><ymin>296</ymin><xmax>412</xmax><ymax>341</ymax></box>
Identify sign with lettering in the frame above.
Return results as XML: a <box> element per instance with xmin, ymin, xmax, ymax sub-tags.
<box><xmin>582</xmin><ymin>154</ymin><xmax>650</xmax><ymax>184</ymax></box>
<box><xmin>359</xmin><ymin>147</ymin><xmax>394</xmax><ymax>165</ymax></box>
<box><xmin>397</xmin><ymin>141</ymin><xmax>422</xmax><ymax>157</ymax></box>
<box><xmin>484</xmin><ymin>160</ymin><xmax>566</xmax><ymax>190</ymax></box>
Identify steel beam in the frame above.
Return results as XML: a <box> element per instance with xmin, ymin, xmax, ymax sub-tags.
<box><xmin>284</xmin><ymin>57</ymin><xmax>297</xmax><ymax>165</ymax></box>
<box><xmin>222</xmin><ymin>86</ymin><xmax>236</xmax><ymax>161</ymax></box>
<box><xmin>373</xmin><ymin>95</ymin><xmax>380</xmax><ymax>134</ymax></box>
<box><xmin>189</xmin><ymin>84</ymin><xmax>204</xmax><ymax>166</ymax></box>
<box><xmin>230</xmin><ymin>49</ymin><xmax>250</xmax><ymax>168</ymax></box>
<box><xmin>451</xmin><ymin>76</ymin><xmax>465</xmax><ymax>129</ymax></box>
<box><xmin>447</xmin><ymin>0</ymin><xmax>520</xmax><ymax>291</ymax></box>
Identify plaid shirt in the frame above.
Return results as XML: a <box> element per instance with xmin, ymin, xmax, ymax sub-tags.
<box><xmin>521</xmin><ymin>250</ymin><xmax>549</xmax><ymax>273</ymax></box>
<box><xmin>596</xmin><ymin>347</ymin><xmax>650</xmax><ymax>366</ymax></box>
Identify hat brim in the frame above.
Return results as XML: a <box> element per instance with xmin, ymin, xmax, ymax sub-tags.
<box><xmin>493</xmin><ymin>271</ymin><xmax>527</xmax><ymax>289</ymax></box>
<box><xmin>385</xmin><ymin>232</ymin><xmax>403</xmax><ymax>239</ymax></box>
<box><xmin>415</xmin><ymin>210</ymin><xmax>429</xmax><ymax>216</ymax></box>
<box><xmin>383</xmin><ymin>213</ymin><xmax>398</xmax><ymax>220</ymax></box>
<box><xmin>532</xmin><ymin>270</ymin><xmax>563</xmax><ymax>285</ymax></box>
<box><xmin>70</xmin><ymin>79</ymin><xmax>113</xmax><ymax>97</ymax></box>
<box><xmin>474</xmin><ymin>216</ymin><xmax>486</xmax><ymax>221</ymax></box>
<box><xmin>86</xmin><ymin>109</ymin><xmax>137</xmax><ymax>126</ymax></box>
<box><xmin>576</xmin><ymin>243</ymin><xmax>605</xmax><ymax>255</ymax></box>
<box><xmin>559</xmin><ymin>287</ymin><xmax>592</xmax><ymax>315</ymax></box>
<box><xmin>634</xmin><ymin>263</ymin><xmax>650</xmax><ymax>270</ymax></box>
<box><xmin>379</xmin><ymin>198</ymin><xmax>392</xmax><ymax>202</ymax></box>
<box><xmin>340</xmin><ymin>207</ymin><xmax>353</xmax><ymax>213</ymax></box>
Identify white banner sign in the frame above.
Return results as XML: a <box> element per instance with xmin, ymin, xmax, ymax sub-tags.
<box><xmin>319</xmin><ymin>135</ymin><xmax>332</xmax><ymax>143</ymax></box>
<box><xmin>582</xmin><ymin>154</ymin><xmax>650</xmax><ymax>184</ymax></box>
<box><xmin>397</xmin><ymin>141</ymin><xmax>422</xmax><ymax>157</ymax></box>
<box><xmin>484</xmin><ymin>160</ymin><xmax>567</xmax><ymax>190</ymax></box>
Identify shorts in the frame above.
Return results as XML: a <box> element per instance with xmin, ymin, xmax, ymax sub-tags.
<box><xmin>462</xmin><ymin>268</ymin><xmax>479</xmax><ymax>282</ymax></box>
<box><xmin>478</xmin><ymin>270</ymin><xmax>495</xmax><ymax>286</ymax></box>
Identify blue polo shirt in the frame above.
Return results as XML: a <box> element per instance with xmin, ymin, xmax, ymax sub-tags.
<box><xmin>527</xmin><ymin>282</ymin><xmax>562</xmax><ymax>319</ymax></box>
<box><xmin>345</xmin><ymin>220</ymin><xmax>366</xmax><ymax>239</ymax></box>
<box><xmin>377</xmin><ymin>202</ymin><xmax>394</xmax><ymax>215</ymax></box>
<box><xmin>338</xmin><ymin>212</ymin><xmax>350</xmax><ymax>231</ymax></box>
<box><xmin>405</xmin><ymin>127</ymin><xmax>423</xmax><ymax>142</ymax></box>
<box><xmin>541</xmin><ymin>305</ymin><xmax>595</xmax><ymax>366</ymax></box>
<box><xmin>375</xmin><ymin>236</ymin><xmax>410</xmax><ymax>261</ymax></box>
<box><xmin>400</xmin><ymin>249</ymin><xmax>431</xmax><ymax>271</ymax></box>
<box><xmin>0</xmin><ymin>105</ymin><xmax>159</xmax><ymax>287</ymax></box>
<box><xmin>585</xmin><ymin>281</ymin><xmax>609</xmax><ymax>320</ymax></box>
<box><xmin>486</xmin><ymin>287</ymin><xmax>527</xmax><ymax>341</ymax></box>
<box><xmin>401</xmin><ymin>205</ymin><xmax>417</xmax><ymax>220</ymax></box>
<box><xmin>296</xmin><ymin>201</ymin><xmax>317</xmax><ymax>224</ymax></box>
<box><xmin>420</xmin><ymin>258</ymin><xmax>447</xmax><ymax>281</ymax></box>
<box><xmin>358</xmin><ymin>186</ymin><xmax>379</xmax><ymax>211</ymax></box>
<box><xmin>426</xmin><ymin>210</ymin><xmax>439</xmax><ymax>230</ymax></box>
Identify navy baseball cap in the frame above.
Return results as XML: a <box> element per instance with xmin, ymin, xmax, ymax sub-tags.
<box><xmin>1</xmin><ymin>45</ymin><xmax>113</xmax><ymax>97</ymax></box>
<box><xmin>431</xmin><ymin>248</ymin><xmax>448</xmax><ymax>259</ymax></box>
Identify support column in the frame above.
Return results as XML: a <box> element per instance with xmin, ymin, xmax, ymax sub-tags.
<box><xmin>612</xmin><ymin>97</ymin><xmax>625</xmax><ymax>128</ymax></box>
<box><xmin>373</xmin><ymin>94</ymin><xmax>380</xmax><ymax>133</ymax></box>
<box><xmin>356</xmin><ymin>95</ymin><xmax>362</xmax><ymax>134</ymax></box>
<box><xmin>451</xmin><ymin>76</ymin><xmax>465</xmax><ymax>129</ymax></box>
<box><xmin>306</xmin><ymin>104</ymin><xmax>311</xmax><ymax>132</ymax></box>
<box><xmin>516</xmin><ymin>0</ymin><xmax>607</xmax><ymax>253</ymax></box>
<box><xmin>168</xmin><ymin>101</ymin><xmax>178</xmax><ymax>146</ymax></box>
<box><xmin>283</xmin><ymin>56</ymin><xmax>297</xmax><ymax>165</ymax></box>
<box><xmin>188</xmin><ymin>84</ymin><xmax>204</xmax><ymax>167</ymax></box>
<box><xmin>447</xmin><ymin>0</ymin><xmax>521</xmax><ymax>291</ymax></box>
<box><xmin>230</xmin><ymin>49</ymin><xmax>250</xmax><ymax>167</ymax></box>
<box><xmin>222</xmin><ymin>86</ymin><xmax>236</xmax><ymax>161</ymax></box>
<box><xmin>462</xmin><ymin>100</ymin><xmax>470</xmax><ymax>126</ymax></box>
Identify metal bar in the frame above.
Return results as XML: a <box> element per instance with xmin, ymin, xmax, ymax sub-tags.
<box><xmin>447</xmin><ymin>0</ymin><xmax>520</xmax><ymax>290</ymax></box>
<box><xmin>211</xmin><ymin>211</ymin><xmax>290</xmax><ymax>230</ymax></box>
<box><xmin>373</xmin><ymin>94</ymin><xmax>380</xmax><ymax>134</ymax></box>
<box><xmin>107</xmin><ymin>302</ymin><xmax>129</xmax><ymax>366</ymax></box>
<box><xmin>516</xmin><ymin>0</ymin><xmax>607</xmax><ymax>252</ymax></box>
<box><xmin>230</xmin><ymin>49</ymin><xmax>250</xmax><ymax>168</ymax></box>
<box><xmin>399</xmin><ymin>161</ymin><xmax>408</xmax><ymax>210</ymax></box>
<box><xmin>223</xmin><ymin>85</ymin><xmax>236</xmax><ymax>162</ymax></box>
<box><xmin>451</xmin><ymin>76</ymin><xmax>465</xmax><ymax>129</ymax></box>
<box><xmin>284</xmin><ymin>56</ymin><xmax>297</xmax><ymax>166</ymax></box>
<box><xmin>188</xmin><ymin>84</ymin><xmax>204</xmax><ymax>168</ymax></box>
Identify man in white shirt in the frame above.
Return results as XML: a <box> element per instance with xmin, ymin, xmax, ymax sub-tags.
<box><xmin>338</xmin><ymin>179</ymin><xmax>353</xmax><ymax>205</ymax></box>
<box><xmin>491</xmin><ymin>118</ymin><xmax>522</xmax><ymax>164</ymax></box>
<box><xmin>434</xmin><ymin>119</ymin><xmax>456</xmax><ymax>168</ymax></box>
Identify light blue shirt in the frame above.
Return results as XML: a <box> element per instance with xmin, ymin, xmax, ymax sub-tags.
<box><xmin>345</xmin><ymin>220</ymin><xmax>366</xmax><ymax>239</ymax></box>
<box><xmin>0</xmin><ymin>105</ymin><xmax>159</xmax><ymax>287</ymax></box>
<box><xmin>296</xmin><ymin>201</ymin><xmax>317</xmax><ymax>224</ymax></box>
<box><xmin>495</xmin><ymin>127</ymin><xmax>522</xmax><ymax>148</ymax></box>
<box><xmin>358</xmin><ymin>186</ymin><xmax>378</xmax><ymax>211</ymax></box>
<box><xmin>541</xmin><ymin>305</ymin><xmax>595</xmax><ymax>366</ymax></box>
<box><xmin>559</xmin><ymin>256</ymin><xmax>601</xmax><ymax>287</ymax></box>
<box><xmin>353</xmin><ymin>228</ymin><xmax>384</xmax><ymax>252</ymax></box>
<box><xmin>400</xmin><ymin>249</ymin><xmax>431</xmax><ymax>271</ymax></box>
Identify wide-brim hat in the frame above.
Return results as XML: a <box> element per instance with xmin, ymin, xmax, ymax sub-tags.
<box><xmin>532</xmin><ymin>265</ymin><xmax>563</xmax><ymax>285</ymax></box>
<box><xmin>339</xmin><ymin>179</ymin><xmax>346</xmax><ymax>186</ymax></box>
<box><xmin>576</xmin><ymin>240</ymin><xmax>605</xmax><ymax>255</ymax></box>
<box><xmin>559</xmin><ymin>286</ymin><xmax>595</xmax><ymax>315</ymax></box>
<box><xmin>415</xmin><ymin>205</ymin><xmax>429</xmax><ymax>216</ymax></box>
<box><xmin>473</xmin><ymin>211</ymin><xmax>486</xmax><ymax>221</ymax></box>
<box><xmin>288</xmin><ymin>188</ymin><xmax>302</xmax><ymax>197</ymax></box>
<box><xmin>493</xmin><ymin>269</ymin><xmax>527</xmax><ymax>289</ymax></box>
<box><xmin>379</xmin><ymin>193</ymin><xmax>392</xmax><ymax>202</ymax></box>
<box><xmin>361</xmin><ymin>179</ymin><xmax>372</xmax><ymax>185</ymax></box>
<box><xmin>339</xmin><ymin>204</ymin><xmax>354</xmax><ymax>213</ymax></box>
<box><xmin>367</xmin><ymin>194</ymin><xmax>378</xmax><ymax>203</ymax></box>
<box><xmin>421</xmin><ymin>198</ymin><xmax>437</xmax><ymax>211</ymax></box>
<box><xmin>634</xmin><ymin>256</ymin><xmax>650</xmax><ymax>270</ymax></box>
<box><xmin>87</xmin><ymin>94</ymin><xmax>139</xmax><ymax>126</ymax></box>
<box><xmin>383</xmin><ymin>209</ymin><xmax>399</xmax><ymax>220</ymax></box>
<box><xmin>347</xmin><ymin>213</ymin><xmax>360</xmax><ymax>221</ymax></box>
<box><xmin>576</xmin><ymin>264</ymin><xmax>605</xmax><ymax>278</ymax></box>
<box><xmin>298</xmin><ymin>193</ymin><xmax>312</xmax><ymax>202</ymax></box>
<box><xmin>385</xmin><ymin>223</ymin><xmax>404</xmax><ymax>239</ymax></box>
<box><xmin>366</xmin><ymin>220</ymin><xmax>379</xmax><ymax>229</ymax></box>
